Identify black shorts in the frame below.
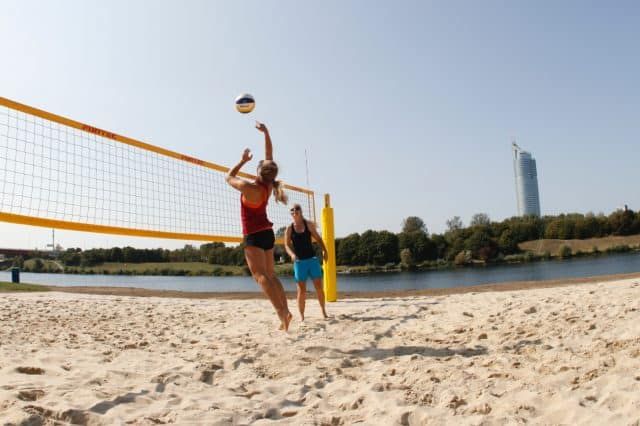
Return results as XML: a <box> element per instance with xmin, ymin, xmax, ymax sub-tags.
<box><xmin>244</xmin><ymin>228</ymin><xmax>275</xmax><ymax>251</ymax></box>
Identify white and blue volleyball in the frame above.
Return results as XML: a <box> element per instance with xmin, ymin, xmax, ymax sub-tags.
<box><xmin>235</xmin><ymin>93</ymin><xmax>255</xmax><ymax>114</ymax></box>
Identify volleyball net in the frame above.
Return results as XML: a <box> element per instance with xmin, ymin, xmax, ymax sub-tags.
<box><xmin>0</xmin><ymin>97</ymin><xmax>316</xmax><ymax>244</ymax></box>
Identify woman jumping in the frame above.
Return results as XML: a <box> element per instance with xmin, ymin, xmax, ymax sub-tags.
<box><xmin>284</xmin><ymin>203</ymin><xmax>329</xmax><ymax>321</ymax></box>
<box><xmin>225</xmin><ymin>122</ymin><xmax>293</xmax><ymax>331</ymax></box>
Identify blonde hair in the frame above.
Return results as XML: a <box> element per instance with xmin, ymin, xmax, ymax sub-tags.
<box><xmin>258</xmin><ymin>160</ymin><xmax>288</xmax><ymax>204</ymax></box>
<box><xmin>272</xmin><ymin>180</ymin><xmax>288</xmax><ymax>205</ymax></box>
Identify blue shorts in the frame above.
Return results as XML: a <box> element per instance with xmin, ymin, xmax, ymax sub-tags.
<box><xmin>293</xmin><ymin>257</ymin><xmax>323</xmax><ymax>282</ymax></box>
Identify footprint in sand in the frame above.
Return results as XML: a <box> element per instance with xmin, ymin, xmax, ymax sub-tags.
<box><xmin>16</xmin><ymin>366</ymin><xmax>45</xmax><ymax>375</ymax></box>
<box><xmin>17</xmin><ymin>389</ymin><xmax>45</xmax><ymax>401</ymax></box>
<box><xmin>196</xmin><ymin>362</ymin><xmax>223</xmax><ymax>384</ymax></box>
<box><xmin>23</xmin><ymin>405</ymin><xmax>92</xmax><ymax>425</ymax></box>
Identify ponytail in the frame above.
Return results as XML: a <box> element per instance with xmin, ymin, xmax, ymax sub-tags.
<box><xmin>272</xmin><ymin>180</ymin><xmax>288</xmax><ymax>204</ymax></box>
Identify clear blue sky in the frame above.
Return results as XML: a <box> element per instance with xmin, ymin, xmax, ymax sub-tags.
<box><xmin>1</xmin><ymin>0</ymin><xmax>639</xmax><ymax>250</ymax></box>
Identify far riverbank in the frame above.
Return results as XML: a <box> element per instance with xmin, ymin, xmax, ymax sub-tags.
<box><xmin>10</xmin><ymin>244</ymin><xmax>640</xmax><ymax>278</ymax></box>
<box><xmin>4</xmin><ymin>251</ymin><xmax>640</xmax><ymax>294</ymax></box>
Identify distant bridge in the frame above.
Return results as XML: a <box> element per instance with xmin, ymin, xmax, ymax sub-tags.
<box><xmin>0</xmin><ymin>248</ymin><xmax>51</xmax><ymax>256</ymax></box>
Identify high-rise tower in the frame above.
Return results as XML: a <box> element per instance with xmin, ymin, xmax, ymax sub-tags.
<box><xmin>512</xmin><ymin>142</ymin><xmax>541</xmax><ymax>217</ymax></box>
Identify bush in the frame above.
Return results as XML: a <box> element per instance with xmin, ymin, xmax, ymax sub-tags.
<box><xmin>400</xmin><ymin>248</ymin><xmax>414</xmax><ymax>270</ymax></box>
<box><xmin>32</xmin><ymin>259</ymin><xmax>45</xmax><ymax>272</ymax></box>
<box><xmin>453</xmin><ymin>251</ymin><xmax>471</xmax><ymax>266</ymax></box>
<box><xmin>559</xmin><ymin>245</ymin><xmax>572</xmax><ymax>259</ymax></box>
<box><xmin>503</xmin><ymin>254</ymin><xmax>525</xmax><ymax>263</ymax></box>
<box><xmin>605</xmin><ymin>245</ymin><xmax>631</xmax><ymax>254</ymax></box>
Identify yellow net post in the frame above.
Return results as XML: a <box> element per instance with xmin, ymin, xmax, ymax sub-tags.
<box><xmin>322</xmin><ymin>193</ymin><xmax>337</xmax><ymax>302</ymax></box>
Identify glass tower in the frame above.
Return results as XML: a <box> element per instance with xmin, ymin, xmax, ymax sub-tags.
<box><xmin>512</xmin><ymin>142</ymin><xmax>541</xmax><ymax>217</ymax></box>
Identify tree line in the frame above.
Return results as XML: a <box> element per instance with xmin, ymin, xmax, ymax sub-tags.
<box><xmin>336</xmin><ymin>208</ymin><xmax>640</xmax><ymax>267</ymax></box>
<box><xmin>54</xmin><ymin>243</ymin><xmax>250</xmax><ymax>267</ymax></box>
<box><xmin>11</xmin><ymin>207</ymin><xmax>640</xmax><ymax>269</ymax></box>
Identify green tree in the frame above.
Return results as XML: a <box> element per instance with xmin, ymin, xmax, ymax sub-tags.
<box><xmin>470</xmin><ymin>213</ymin><xmax>491</xmax><ymax>227</ymax></box>
<box><xmin>608</xmin><ymin>208</ymin><xmax>635</xmax><ymax>235</ymax></box>
<box><xmin>123</xmin><ymin>246</ymin><xmax>138</xmax><ymax>263</ymax></box>
<box><xmin>110</xmin><ymin>247</ymin><xmax>124</xmax><ymax>263</ymax></box>
<box><xmin>402</xmin><ymin>216</ymin><xmax>427</xmax><ymax>234</ymax></box>
<box><xmin>81</xmin><ymin>250</ymin><xmax>103</xmax><ymax>267</ymax></box>
<box><xmin>12</xmin><ymin>256</ymin><xmax>25</xmax><ymax>268</ymax></box>
<box><xmin>498</xmin><ymin>229</ymin><xmax>517</xmax><ymax>254</ymax></box>
<box><xmin>372</xmin><ymin>231</ymin><xmax>399</xmax><ymax>265</ymax></box>
<box><xmin>359</xmin><ymin>230</ymin><xmax>378</xmax><ymax>264</ymax></box>
<box><xmin>398</xmin><ymin>231</ymin><xmax>436</xmax><ymax>262</ymax></box>
<box><xmin>445</xmin><ymin>236</ymin><xmax>466</xmax><ymax>261</ymax></box>
<box><xmin>400</xmin><ymin>248</ymin><xmax>415</xmax><ymax>269</ymax></box>
<box><xmin>336</xmin><ymin>233</ymin><xmax>362</xmax><ymax>265</ymax></box>
<box><xmin>573</xmin><ymin>216</ymin><xmax>589</xmax><ymax>239</ymax></box>
<box><xmin>446</xmin><ymin>216</ymin><xmax>463</xmax><ymax>232</ymax></box>
<box><xmin>465</xmin><ymin>228</ymin><xmax>495</xmax><ymax>260</ymax></box>
<box><xmin>60</xmin><ymin>249</ymin><xmax>81</xmax><ymax>266</ymax></box>
<box><xmin>544</xmin><ymin>219</ymin><xmax>562</xmax><ymax>239</ymax></box>
<box><xmin>558</xmin><ymin>216</ymin><xmax>576</xmax><ymax>239</ymax></box>
<box><xmin>429</xmin><ymin>234</ymin><xmax>448</xmax><ymax>260</ymax></box>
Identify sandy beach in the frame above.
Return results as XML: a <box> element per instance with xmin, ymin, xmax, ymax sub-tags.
<box><xmin>1</xmin><ymin>278</ymin><xmax>640</xmax><ymax>425</ymax></box>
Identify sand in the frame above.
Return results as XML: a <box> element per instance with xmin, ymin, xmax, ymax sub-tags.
<box><xmin>1</xmin><ymin>278</ymin><xmax>640</xmax><ymax>425</ymax></box>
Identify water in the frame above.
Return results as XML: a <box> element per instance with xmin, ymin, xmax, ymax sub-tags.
<box><xmin>3</xmin><ymin>252</ymin><xmax>640</xmax><ymax>293</ymax></box>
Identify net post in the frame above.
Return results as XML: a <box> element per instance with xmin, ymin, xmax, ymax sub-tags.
<box><xmin>322</xmin><ymin>194</ymin><xmax>337</xmax><ymax>302</ymax></box>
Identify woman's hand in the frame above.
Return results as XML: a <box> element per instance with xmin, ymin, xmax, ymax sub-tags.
<box><xmin>256</xmin><ymin>122</ymin><xmax>273</xmax><ymax>160</ymax></box>
<box><xmin>322</xmin><ymin>249</ymin><xmax>328</xmax><ymax>263</ymax></box>
<box><xmin>241</xmin><ymin>148</ymin><xmax>253</xmax><ymax>163</ymax></box>
<box><xmin>255</xmin><ymin>122</ymin><xmax>269</xmax><ymax>133</ymax></box>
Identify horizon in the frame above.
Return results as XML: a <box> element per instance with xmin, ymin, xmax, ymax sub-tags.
<box><xmin>1</xmin><ymin>1</ymin><xmax>639</xmax><ymax>250</ymax></box>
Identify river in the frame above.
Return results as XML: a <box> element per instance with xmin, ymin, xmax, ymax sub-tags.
<box><xmin>3</xmin><ymin>252</ymin><xmax>640</xmax><ymax>293</ymax></box>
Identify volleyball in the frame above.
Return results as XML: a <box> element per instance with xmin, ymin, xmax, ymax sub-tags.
<box><xmin>235</xmin><ymin>93</ymin><xmax>255</xmax><ymax>114</ymax></box>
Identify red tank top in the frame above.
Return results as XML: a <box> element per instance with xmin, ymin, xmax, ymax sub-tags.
<box><xmin>240</xmin><ymin>182</ymin><xmax>273</xmax><ymax>235</ymax></box>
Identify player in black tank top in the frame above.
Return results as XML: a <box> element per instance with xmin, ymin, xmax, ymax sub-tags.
<box><xmin>284</xmin><ymin>204</ymin><xmax>329</xmax><ymax>320</ymax></box>
<box><xmin>290</xmin><ymin>220</ymin><xmax>316</xmax><ymax>260</ymax></box>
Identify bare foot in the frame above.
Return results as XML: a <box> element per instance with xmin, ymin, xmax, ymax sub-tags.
<box><xmin>279</xmin><ymin>312</ymin><xmax>293</xmax><ymax>331</ymax></box>
<box><xmin>284</xmin><ymin>311</ymin><xmax>293</xmax><ymax>332</ymax></box>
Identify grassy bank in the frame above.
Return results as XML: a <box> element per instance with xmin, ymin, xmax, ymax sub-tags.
<box><xmin>22</xmin><ymin>259</ymin><xmax>63</xmax><ymax>272</ymax></box>
<box><xmin>519</xmin><ymin>234</ymin><xmax>640</xmax><ymax>256</ymax></box>
<box><xmin>0</xmin><ymin>281</ymin><xmax>50</xmax><ymax>292</ymax></box>
<box><xmin>20</xmin><ymin>261</ymin><xmax>294</xmax><ymax>277</ymax></box>
<box><xmin>64</xmin><ymin>262</ymin><xmax>245</xmax><ymax>276</ymax></box>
